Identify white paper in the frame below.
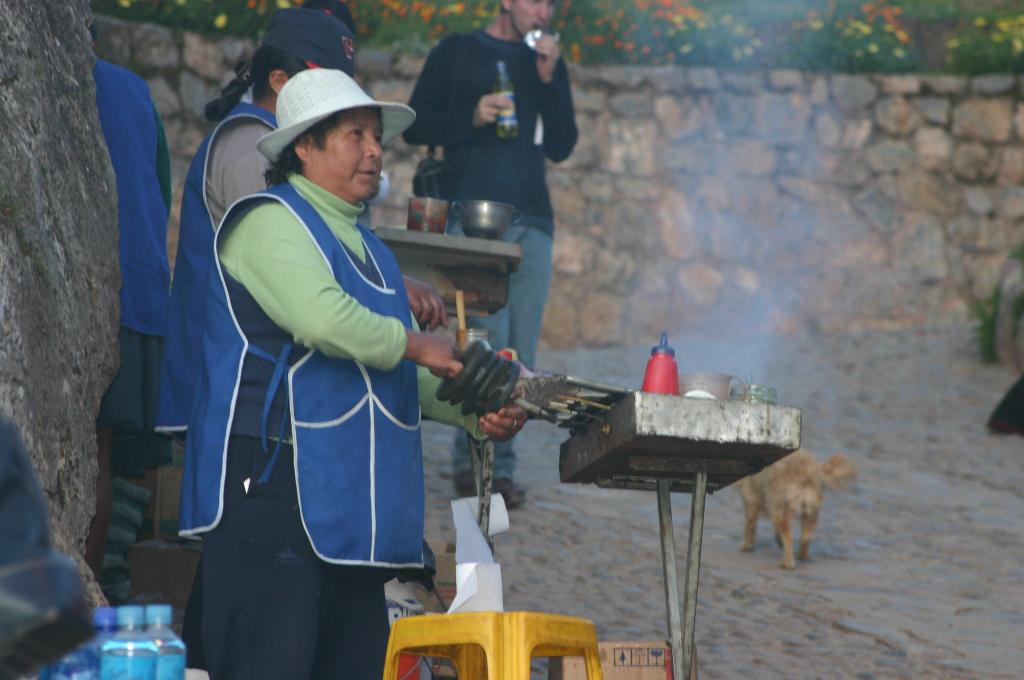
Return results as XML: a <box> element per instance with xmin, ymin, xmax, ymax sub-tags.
<box><xmin>452</xmin><ymin>496</ymin><xmax>494</xmax><ymax>564</ymax></box>
<box><xmin>447</xmin><ymin>495</ymin><xmax>509</xmax><ymax>613</ymax></box>
<box><xmin>447</xmin><ymin>562</ymin><xmax>504</xmax><ymax>613</ymax></box>
<box><xmin>451</xmin><ymin>493</ymin><xmax>509</xmax><ymax>539</ymax></box>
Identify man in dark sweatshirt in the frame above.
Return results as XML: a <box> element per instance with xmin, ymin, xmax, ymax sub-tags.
<box><xmin>404</xmin><ymin>0</ymin><xmax>577</xmax><ymax>508</ymax></box>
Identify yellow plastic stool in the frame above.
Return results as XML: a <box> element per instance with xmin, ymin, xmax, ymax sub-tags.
<box><xmin>383</xmin><ymin>611</ymin><xmax>603</xmax><ymax>680</ymax></box>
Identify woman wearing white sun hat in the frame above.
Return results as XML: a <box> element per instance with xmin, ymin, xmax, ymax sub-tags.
<box><xmin>180</xmin><ymin>68</ymin><xmax>528</xmax><ymax>679</ymax></box>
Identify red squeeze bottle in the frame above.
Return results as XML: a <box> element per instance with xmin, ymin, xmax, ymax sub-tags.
<box><xmin>641</xmin><ymin>332</ymin><xmax>680</xmax><ymax>395</ymax></box>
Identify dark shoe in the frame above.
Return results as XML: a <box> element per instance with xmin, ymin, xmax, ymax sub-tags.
<box><xmin>492</xmin><ymin>478</ymin><xmax>526</xmax><ymax>510</ymax></box>
<box><xmin>453</xmin><ymin>470</ymin><xmax>476</xmax><ymax>498</ymax></box>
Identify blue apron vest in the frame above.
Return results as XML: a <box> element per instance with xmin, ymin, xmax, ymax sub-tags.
<box><xmin>180</xmin><ymin>183</ymin><xmax>425</xmax><ymax>567</ymax></box>
<box><xmin>93</xmin><ymin>59</ymin><xmax>170</xmax><ymax>335</ymax></box>
<box><xmin>156</xmin><ymin>103</ymin><xmax>277</xmax><ymax>432</ymax></box>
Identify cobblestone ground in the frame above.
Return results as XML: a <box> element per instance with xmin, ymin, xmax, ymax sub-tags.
<box><xmin>420</xmin><ymin>324</ymin><xmax>1023</xmax><ymax>679</ymax></box>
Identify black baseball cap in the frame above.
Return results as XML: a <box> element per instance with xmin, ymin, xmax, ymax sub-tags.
<box><xmin>302</xmin><ymin>0</ymin><xmax>356</xmax><ymax>34</ymax></box>
<box><xmin>262</xmin><ymin>8</ymin><xmax>356</xmax><ymax>76</ymax></box>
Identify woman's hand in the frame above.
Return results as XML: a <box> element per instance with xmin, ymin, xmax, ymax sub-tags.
<box><xmin>404</xmin><ymin>331</ymin><xmax>462</xmax><ymax>378</ymax></box>
<box><xmin>403</xmin><ymin>276</ymin><xmax>448</xmax><ymax>331</ymax></box>
<box><xmin>478</xmin><ymin>404</ymin><xmax>528</xmax><ymax>441</ymax></box>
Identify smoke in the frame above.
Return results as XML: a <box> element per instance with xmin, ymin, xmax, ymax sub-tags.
<box><xmin>654</xmin><ymin>43</ymin><xmax>856</xmax><ymax>380</ymax></box>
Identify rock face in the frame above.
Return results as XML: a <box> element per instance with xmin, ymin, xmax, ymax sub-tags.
<box><xmin>0</xmin><ymin>2</ymin><xmax>120</xmax><ymax>599</ymax></box>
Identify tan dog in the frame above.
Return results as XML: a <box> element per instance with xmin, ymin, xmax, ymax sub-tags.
<box><xmin>738</xmin><ymin>449</ymin><xmax>858</xmax><ymax>569</ymax></box>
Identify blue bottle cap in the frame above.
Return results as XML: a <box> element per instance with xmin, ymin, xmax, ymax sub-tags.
<box><xmin>116</xmin><ymin>605</ymin><xmax>145</xmax><ymax>627</ymax></box>
<box><xmin>145</xmin><ymin>604</ymin><xmax>173</xmax><ymax>627</ymax></box>
<box><xmin>93</xmin><ymin>606</ymin><xmax>118</xmax><ymax>630</ymax></box>
<box><xmin>650</xmin><ymin>331</ymin><xmax>675</xmax><ymax>357</ymax></box>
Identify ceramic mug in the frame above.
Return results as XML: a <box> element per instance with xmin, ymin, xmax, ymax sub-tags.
<box><xmin>407</xmin><ymin>196</ymin><xmax>449</xmax><ymax>233</ymax></box>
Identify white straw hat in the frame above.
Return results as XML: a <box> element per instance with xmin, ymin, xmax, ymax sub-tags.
<box><xmin>257</xmin><ymin>68</ymin><xmax>416</xmax><ymax>162</ymax></box>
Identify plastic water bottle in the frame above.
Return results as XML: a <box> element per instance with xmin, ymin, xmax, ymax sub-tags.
<box><xmin>144</xmin><ymin>605</ymin><xmax>186</xmax><ymax>680</ymax></box>
<box><xmin>100</xmin><ymin>606</ymin><xmax>157</xmax><ymax>680</ymax></box>
<box><xmin>42</xmin><ymin>607</ymin><xmax>118</xmax><ymax>679</ymax></box>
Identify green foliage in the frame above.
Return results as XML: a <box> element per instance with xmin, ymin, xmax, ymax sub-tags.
<box><xmin>87</xmin><ymin>0</ymin><xmax>1024</xmax><ymax>72</ymax></box>
<box><xmin>971</xmin><ymin>285</ymin><xmax>1001</xmax><ymax>364</ymax></box>
<box><xmin>947</xmin><ymin>16</ymin><xmax>1024</xmax><ymax>74</ymax></box>
<box><xmin>779</xmin><ymin>14</ymin><xmax>916</xmax><ymax>73</ymax></box>
<box><xmin>93</xmin><ymin>0</ymin><xmax>280</xmax><ymax>36</ymax></box>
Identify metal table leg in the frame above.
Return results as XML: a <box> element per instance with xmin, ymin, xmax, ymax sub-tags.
<box><xmin>681</xmin><ymin>471</ymin><xmax>707</xmax><ymax>679</ymax></box>
<box><xmin>657</xmin><ymin>472</ymin><xmax>707</xmax><ymax>680</ymax></box>
<box><xmin>657</xmin><ymin>479</ymin><xmax>684</xmax><ymax>680</ymax></box>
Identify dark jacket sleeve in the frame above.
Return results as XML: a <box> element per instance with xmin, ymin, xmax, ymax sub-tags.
<box><xmin>403</xmin><ymin>35</ymin><xmax>476</xmax><ymax>148</ymax></box>
<box><xmin>538</xmin><ymin>59</ymin><xmax>577</xmax><ymax>163</ymax></box>
<box><xmin>153</xmin><ymin>106</ymin><xmax>172</xmax><ymax>215</ymax></box>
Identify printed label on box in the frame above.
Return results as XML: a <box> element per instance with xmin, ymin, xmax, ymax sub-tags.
<box><xmin>613</xmin><ymin>647</ymin><xmax>668</xmax><ymax>667</ymax></box>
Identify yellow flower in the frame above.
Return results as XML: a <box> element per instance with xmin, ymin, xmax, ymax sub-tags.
<box><xmin>276</xmin><ymin>0</ymin><xmax>292</xmax><ymax>7</ymax></box>
<box><xmin>867</xmin><ymin>43</ymin><xmax>879</xmax><ymax>53</ymax></box>
<box><xmin>894</xmin><ymin>48</ymin><xmax>906</xmax><ymax>58</ymax></box>
<box><xmin>117</xmin><ymin>0</ymin><xmax>131</xmax><ymax>7</ymax></box>
<box><xmin>680</xmin><ymin>43</ymin><xmax>693</xmax><ymax>53</ymax></box>
<box><xmin>947</xmin><ymin>38</ymin><xmax>961</xmax><ymax>49</ymax></box>
<box><xmin>974</xmin><ymin>17</ymin><xmax>987</xmax><ymax>28</ymax></box>
<box><xmin>214</xmin><ymin>13</ymin><xmax>228</xmax><ymax>28</ymax></box>
<box><xmin>175</xmin><ymin>0</ymin><xmax>185</xmax><ymax>5</ymax></box>
<box><xmin>810</xmin><ymin>19</ymin><xmax>823</xmax><ymax>31</ymax></box>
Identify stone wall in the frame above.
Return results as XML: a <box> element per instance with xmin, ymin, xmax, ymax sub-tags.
<box><xmin>95</xmin><ymin>16</ymin><xmax>1024</xmax><ymax>350</ymax></box>
<box><xmin>3</xmin><ymin>2</ymin><xmax>120</xmax><ymax>602</ymax></box>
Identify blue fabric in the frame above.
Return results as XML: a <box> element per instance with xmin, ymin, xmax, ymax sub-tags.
<box><xmin>181</xmin><ymin>183</ymin><xmax>425</xmax><ymax>567</ymax></box>
<box><xmin>156</xmin><ymin>103</ymin><xmax>277</xmax><ymax>432</ymax></box>
<box><xmin>450</xmin><ymin>218</ymin><xmax>553</xmax><ymax>478</ymax></box>
<box><xmin>220</xmin><ymin>263</ymin><xmax>300</xmax><ymax>444</ymax></box>
<box><xmin>93</xmin><ymin>59</ymin><xmax>170</xmax><ymax>335</ymax></box>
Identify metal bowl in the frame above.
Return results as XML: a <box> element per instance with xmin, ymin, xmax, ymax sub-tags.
<box><xmin>452</xmin><ymin>200</ymin><xmax>518</xmax><ymax>239</ymax></box>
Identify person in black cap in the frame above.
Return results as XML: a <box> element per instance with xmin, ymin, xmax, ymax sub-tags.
<box><xmin>159</xmin><ymin>6</ymin><xmax>443</xmax><ymax>441</ymax></box>
<box><xmin>157</xmin><ymin>7</ymin><xmax>358</xmax><ymax>444</ymax></box>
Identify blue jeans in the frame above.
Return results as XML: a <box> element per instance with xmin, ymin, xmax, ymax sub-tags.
<box><xmin>450</xmin><ymin>217</ymin><xmax>554</xmax><ymax>479</ymax></box>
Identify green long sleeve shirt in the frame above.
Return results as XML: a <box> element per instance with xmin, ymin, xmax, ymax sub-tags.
<box><xmin>219</xmin><ymin>173</ymin><xmax>480</xmax><ymax>435</ymax></box>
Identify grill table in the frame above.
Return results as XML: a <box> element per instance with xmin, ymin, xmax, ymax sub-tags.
<box><xmin>560</xmin><ymin>391</ymin><xmax>802</xmax><ymax>680</ymax></box>
<box><xmin>375</xmin><ymin>227</ymin><xmax>521</xmax><ymax>316</ymax></box>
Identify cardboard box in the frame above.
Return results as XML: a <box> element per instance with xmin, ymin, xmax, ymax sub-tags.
<box><xmin>550</xmin><ymin>641</ymin><xmax>697</xmax><ymax>680</ymax></box>
<box><xmin>139</xmin><ymin>446</ymin><xmax>185</xmax><ymax>540</ymax></box>
<box><xmin>411</xmin><ymin>541</ymin><xmax>456</xmax><ymax>613</ymax></box>
<box><xmin>128</xmin><ymin>538</ymin><xmax>201</xmax><ymax>615</ymax></box>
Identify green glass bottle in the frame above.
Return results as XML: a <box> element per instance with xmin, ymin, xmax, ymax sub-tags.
<box><xmin>494</xmin><ymin>60</ymin><xmax>518</xmax><ymax>139</ymax></box>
